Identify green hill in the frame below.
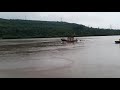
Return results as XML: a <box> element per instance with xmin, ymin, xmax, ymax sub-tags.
<box><xmin>0</xmin><ymin>18</ymin><xmax>120</xmax><ymax>39</ymax></box>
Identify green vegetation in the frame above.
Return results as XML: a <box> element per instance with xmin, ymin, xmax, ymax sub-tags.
<box><xmin>0</xmin><ymin>18</ymin><xmax>120</xmax><ymax>39</ymax></box>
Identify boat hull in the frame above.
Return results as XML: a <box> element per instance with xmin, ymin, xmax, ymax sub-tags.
<box><xmin>61</xmin><ymin>39</ymin><xmax>78</xmax><ymax>43</ymax></box>
<box><xmin>115</xmin><ymin>41</ymin><xmax>120</xmax><ymax>44</ymax></box>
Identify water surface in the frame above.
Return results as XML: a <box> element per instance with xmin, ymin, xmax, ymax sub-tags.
<box><xmin>0</xmin><ymin>36</ymin><xmax>120</xmax><ymax>78</ymax></box>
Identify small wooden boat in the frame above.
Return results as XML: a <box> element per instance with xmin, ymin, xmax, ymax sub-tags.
<box><xmin>61</xmin><ymin>39</ymin><xmax>78</xmax><ymax>42</ymax></box>
<box><xmin>61</xmin><ymin>37</ymin><xmax>78</xmax><ymax>43</ymax></box>
<box><xmin>115</xmin><ymin>39</ymin><xmax>120</xmax><ymax>43</ymax></box>
<box><xmin>115</xmin><ymin>41</ymin><xmax>120</xmax><ymax>44</ymax></box>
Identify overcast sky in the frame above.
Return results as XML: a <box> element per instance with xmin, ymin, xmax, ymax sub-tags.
<box><xmin>0</xmin><ymin>12</ymin><xmax>120</xmax><ymax>29</ymax></box>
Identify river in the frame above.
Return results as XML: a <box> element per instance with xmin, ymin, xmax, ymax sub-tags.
<box><xmin>0</xmin><ymin>36</ymin><xmax>120</xmax><ymax>78</ymax></box>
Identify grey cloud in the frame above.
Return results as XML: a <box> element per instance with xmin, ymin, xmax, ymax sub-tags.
<box><xmin>0</xmin><ymin>12</ymin><xmax>120</xmax><ymax>29</ymax></box>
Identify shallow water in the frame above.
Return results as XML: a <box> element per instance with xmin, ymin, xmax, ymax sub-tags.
<box><xmin>0</xmin><ymin>36</ymin><xmax>120</xmax><ymax>78</ymax></box>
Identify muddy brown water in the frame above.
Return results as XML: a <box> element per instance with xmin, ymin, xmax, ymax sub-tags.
<box><xmin>0</xmin><ymin>36</ymin><xmax>120</xmax><ymax>78</ymax></box>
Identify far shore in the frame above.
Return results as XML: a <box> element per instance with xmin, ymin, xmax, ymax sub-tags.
<box><xmin>0</xmin><ymin>35</ymin><xmax>120</xmax><ymax>40</ymax></box>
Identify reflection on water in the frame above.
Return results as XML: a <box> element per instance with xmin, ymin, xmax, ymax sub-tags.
<box><xmin>0</xmin><ymin>36</ymin><xmax>120</xmax><ymax>78</ymax></box>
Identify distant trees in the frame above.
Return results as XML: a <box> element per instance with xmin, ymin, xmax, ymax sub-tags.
<box><xmin>0</xmin><ymin>18</ymin><xmax>120</xmax><ymax>39</ymax></box>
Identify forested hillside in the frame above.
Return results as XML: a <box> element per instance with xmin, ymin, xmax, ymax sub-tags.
<box><xmin>0</xmin><ymin>18</ymin><xmax>120</xmax><ymax>39</ymax></box>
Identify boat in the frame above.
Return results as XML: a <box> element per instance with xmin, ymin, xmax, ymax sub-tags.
<box><xmin>115</xmin><ymin>41</ymin><xmax>120</xmax><ymax>44</ymax></box>
<box><xmin>61</xmin><ymin>37</ymin><xmax>78</xmax><ymax>43</ymax></box>
<box><xmin>115</xmin><ymin>39</ymin><xmax>120</xmax><ymax>44</ymax></box>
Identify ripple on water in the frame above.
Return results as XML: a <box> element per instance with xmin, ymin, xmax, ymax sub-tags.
<box><xmin>0</xmin><ymin>58</ymin><xmax>73</xmax><ymax>73</ymax></box>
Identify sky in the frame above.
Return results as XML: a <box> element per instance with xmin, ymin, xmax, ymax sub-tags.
<box><xmin>0</xmin><ymin>12</ymin><xmax>120</xmax><ymax>29</ymax></box>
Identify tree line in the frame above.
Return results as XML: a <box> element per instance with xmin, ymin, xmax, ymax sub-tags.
<box><xmin>0</xmin><ymin>18</ymin><xmax>120</xmax><ymax>39</ymax></box>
